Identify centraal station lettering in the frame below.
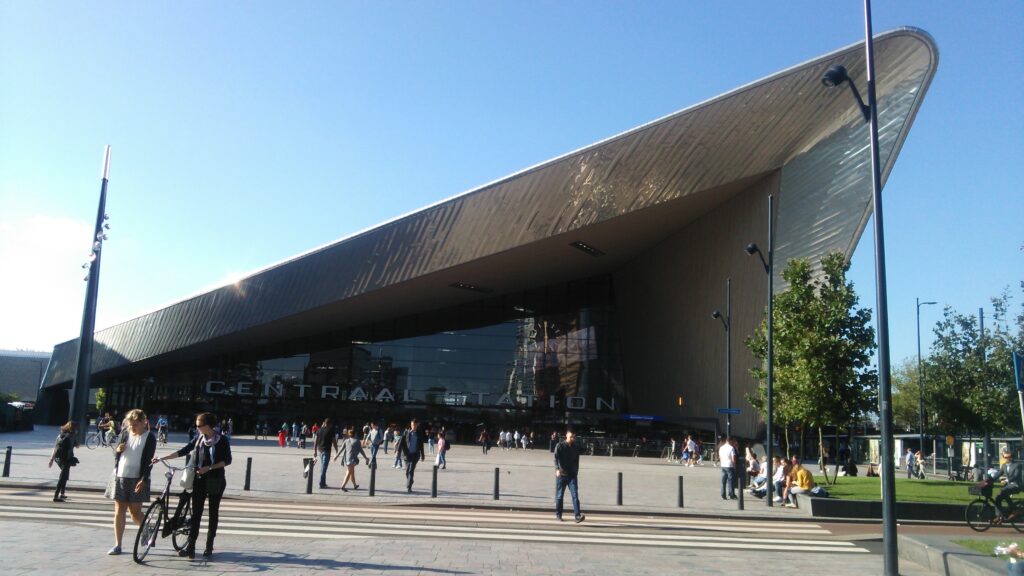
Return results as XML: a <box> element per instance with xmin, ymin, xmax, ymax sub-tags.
<box><xmin>204</xmin><ymin>380</ymin><xmax>618</xmax><ymax>411</ymax></box>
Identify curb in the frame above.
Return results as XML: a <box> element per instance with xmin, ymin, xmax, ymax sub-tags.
<box><xmin>899</xmin><ymin>534</ymin><xmax>1007</xmax><ymax>576</ymax></box>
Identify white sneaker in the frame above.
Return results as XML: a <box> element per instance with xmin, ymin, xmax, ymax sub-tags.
<box><xmin>773</xmin><ymin>496</ymin><xmax>783</xmax><ymax>503</ymax></box>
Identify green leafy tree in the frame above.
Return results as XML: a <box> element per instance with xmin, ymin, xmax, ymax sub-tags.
<box><xmin>747</xmin><ymin>252</ymin><xmax>877</xmax><ymax>484</ymax></box>
<box><xmin>95</xmin><ymin>388</ymin><xmax>107</xmax><ymax>413</ymax></box>
<box><xmin>890</xmin><ymin>359</ymin><xmax>923</xmax><ymax>433</ymax></box>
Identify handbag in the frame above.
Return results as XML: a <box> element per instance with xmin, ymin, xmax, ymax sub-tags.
<box><xmin>180</xmin><ymin>456</ymin><xmax>196</xmax><ymax>491</ymax></box>
<box><xmin>69</xmin><ymin>456</ymin><xmax>80</xmax><ymax>467</ymax></box>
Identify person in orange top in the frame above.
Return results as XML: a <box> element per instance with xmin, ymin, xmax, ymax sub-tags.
<box><xmin>783</xmin><ymin>455</ymin><xmax>815</xmax><ymax>508</ymax></box>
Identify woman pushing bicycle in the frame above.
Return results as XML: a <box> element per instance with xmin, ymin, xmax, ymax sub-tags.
<box><xmin>153</xmin><ymin>412</ymin><xmax>232</xmax><ymax>559</ymax></box>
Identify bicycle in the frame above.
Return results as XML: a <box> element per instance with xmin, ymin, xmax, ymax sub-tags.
<box><xmin>85</xmin><ymin>429</ymin><xmax>114</xmax><ymax>450</ymax></box>
<box><xmin>157</xmin><ymin>428</ymin><xmax>168</xmax><ymax>446</ymax></box>
<box><xmin>133</xmin><ymin>460</ymin><xmax>193</xmax><ymax>563</ymax></box>
<box><xmin>965</xmin><ymin>475</ymin><xmax>1023</xmax><ymax>533</ymax></box>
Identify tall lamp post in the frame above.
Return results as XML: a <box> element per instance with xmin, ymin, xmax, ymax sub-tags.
<box><xmin>745</xmin><ymin>193</ymin><xmax>774</xmax><ymax>506</ymax></box>
<box><xmin>712</xmin><ymin>278</ymin><xmax>732</xmax><ymax>438</ymax></box>
<box><xmin>821</xmin><ymin>1</ymin><xmax>898</xmax><ymax>572</ymax></box>
<box><xmin>69</xmin><ymin>146</ymin><xmax>112</xmax><ymax>442</ymax></box>
<box><xmin>916</xmin><ymin>298</ymin><xmax>937</xmax><ymax>458</ymax></box>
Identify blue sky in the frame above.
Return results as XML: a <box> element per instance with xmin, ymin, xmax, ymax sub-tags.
<box><xmin>1</xmin><ymin>1</ymin><xmax>1021</xmax><ymax>367</ymax></box>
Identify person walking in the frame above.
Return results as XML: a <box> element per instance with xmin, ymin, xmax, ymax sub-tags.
<box><xmin>366</xmin><ymin>422</ymin><xmax>383</xmax><ymax>468</ymax></box>
<box><xmin>48</xmin><ymin>421</ymin><xmax>78</xmax><ymax>502</ymax></box>
<box><xmin>396</xmin><ymin>418</ymin><xmax>426</xmax><ymax>492</ymax></box>
<box><xmin>336</xmin><ymin>427</ymin><xmax>369</xmax><ymax>491</ymax></box>
<box><xmin>392</xmin><ymin>427</ymin><xmax>405</xmax><ymax>469</ymax></box>
<box><xmin>719</xmin><ymin>436</ymin><xmax>737</xmax><ymax>500</ymax></box>
<box><xmin>278</xmin><ymin>422</ymin><xmax>288</xmax><ymax>448</ymax></box>
<box><xmin>314</xmin><ymin>418</ymin><xmax>339</xmax><ymax>489</ymax></box>
<box><xmin>479</xmin><ymin>429</ymin><xmax>490</xmax><ymax>454</ymax></box>
<box><xmin>435</xmin><ymin>431</ymin><xmax>448</xmax><ymax>469</ymax></box>
<box><xmin>104</xmin><ymin>409</ymin><xmax>156</xmax><ymax>556</ymax></box>
<box><xmin>549</xmin><ymin>431</ymin><xmax>558</xmax><ymax>453</ymax></box>
<box><xmin>553</xmin><ymin>430</ymin><xmax>585</xmax><ymax>523</ymax></box>
<box><xmin>905</xmin><ymin>447</ymin><xmax>915</xmax><ymax>479</ymax></box>
<box><xmin>154</xmin><ymin>412</ymin><xmax>232</xmax><ymax>559</ymax></box>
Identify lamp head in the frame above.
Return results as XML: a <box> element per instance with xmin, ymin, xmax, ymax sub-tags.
<box><xmin>821</xmin><ymin>65</ymin><xmax>850</xmax><ymax>88</ymax></box>
<box><xmin>712</xmin><ymin>310</ymin><xmax>722</xmax><ymax>320</ymax></box>
<box><xmin>744</xmin><ymin>243</ymin><xmax>759</xmax><ymax>256</ymax></box>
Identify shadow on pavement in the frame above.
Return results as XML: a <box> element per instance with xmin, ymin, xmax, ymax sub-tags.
<box><xmin>143</xmin><ymin>550</ymin><xmax>472</xmax><ymax>573</ymax></box>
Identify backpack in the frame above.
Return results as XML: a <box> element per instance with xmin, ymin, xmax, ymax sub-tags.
<box><xmin>810</xmin><ymin>486</ymin><xmax>829</xmax><ymax>498</ymax></box>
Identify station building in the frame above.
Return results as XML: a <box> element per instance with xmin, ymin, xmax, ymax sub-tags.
<box><xmin>38</xmin><ymin>29</ymin><xmax>938</xmax><ymax>443</ymax></box>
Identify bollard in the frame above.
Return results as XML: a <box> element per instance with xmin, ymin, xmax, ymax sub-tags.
<box><xmin>738</xmin><ymin>467</ymin><xmax>745</xmax><ymax>511</ymax></box>
<box><xmin>617</xmin><ymin>472</ymin><xmax>623</xmax><ymax>505</ymax></box>
<box><xmin>369</xmin><ymin>459</ymin><xmax>376</xmax><ymax>497</ymax></box>
<box><xmin>678</xmin><ymin>475</ymin><xmax>684</xmax><ymax>508</ymax></box>
<box><xmin>2</xmin><ymin>446</ymin><xmax>10</xmax><ymax>477</ymax></box>
<box><xmin>244</xmin><ymin>457</ymin><xmax>252</xmax><ymax>491</ymax></box>
<box><xmin>303</xmin><ymin>457</ymin><xmax>314</xmax><ymax>494</ymax></box>
<box><xmin>493</xmin><ymin>467</ymin><xmax>500</xmax><ymax>500</ymax></box>
<box><xmin>432</xmin><ymin>465</ymin><xmax>438</xmax><ymax>498</ymax></box>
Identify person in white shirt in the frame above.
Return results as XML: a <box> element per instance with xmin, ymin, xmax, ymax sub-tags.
<box><xmin>719</xmin><ymin>437</ymin><xmax>737</xmax><ymax>500</ymax></box>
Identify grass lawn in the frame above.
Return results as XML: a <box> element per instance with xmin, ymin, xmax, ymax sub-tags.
<box><xmin>952</xmin><ymin>538</ymin><xmax>1009</xmax><ymax>556</ymax></box>
<box><xmin>812</xmin><ymin>475</ymin><xmax>977</xmax><ymax>504</ymax></box>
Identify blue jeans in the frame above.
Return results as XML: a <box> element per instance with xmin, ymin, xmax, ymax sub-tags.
<box><xmin>319</xmin><ymin>451</ymin><xmax>330</xmax><ymax>487</ymax></box>
<box><xmin>555</xmin><ymin>475</ymin><xmax>581</xmax><ymax>519</ymax></box>
<box><xmin>721</xmin><ymin>467</ymin><xmax>735</xmax><ymax>498</ymax></box>
<box><xmin>438</xmin><ymin>450</ymin><xmax>446</xmax><ymax>468</ymax></box>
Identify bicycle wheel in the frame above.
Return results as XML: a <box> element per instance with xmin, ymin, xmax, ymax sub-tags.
<box><xmin>133</xmin><ymin>500</ymin><xmax>164</xmax><ymax>564</ymax></box>
<box><xmin>966</xmin><ymin>498</ymin><xmax>996</xmax><ymax>532</ymax></box>
<box><xmin>85</xmin><ymin>433</ymin><xmax>99</xmax><ymax>450</ymax></box>
<box><xmin>171</xmin><ymin>497</ymin><xmax>192</xmax><ymax>551</ymax></box>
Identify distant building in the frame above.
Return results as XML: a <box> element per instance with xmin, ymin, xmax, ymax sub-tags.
<box><xmin>0</xmin><ymin>350</ymin><xmax>49</xmax><ymax>403</ymax></box>
<box><xmin>38</xmin><ymin>30</ymin><xmax>938</xmax><ymax>441</ymax></box>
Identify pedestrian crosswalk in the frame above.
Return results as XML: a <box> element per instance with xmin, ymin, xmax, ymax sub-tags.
<box><xmin>0</xmin><ymin>487</ymin><xmax>869</xmax><ymax>554</ymax></box>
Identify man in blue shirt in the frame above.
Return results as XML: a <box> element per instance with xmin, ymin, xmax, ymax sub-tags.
<box><xmin>397</xmin><ymin>419</ymin><xmax>426</xmax><ymax>493</ymax></box>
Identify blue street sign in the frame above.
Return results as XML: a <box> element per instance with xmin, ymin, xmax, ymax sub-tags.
<box><xmin>717</xmin><ymin>408</ymin><xmax>741</xmax><ymax>415</ymax></box>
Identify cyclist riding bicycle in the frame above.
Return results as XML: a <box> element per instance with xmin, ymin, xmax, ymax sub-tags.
<box><xmin>156</xmin><ymin>416</ymin><xmax>169</xmax><ymax>443</ymax></box>
<box><xmin>97</xmin><ymin>413</ymin><xmax>114</xmax><ymax>446</ymax></box>
<box><xmin>996</xmin><ymin>448</ymin><xmax>1023</xmax><ymax>520</ymax></box>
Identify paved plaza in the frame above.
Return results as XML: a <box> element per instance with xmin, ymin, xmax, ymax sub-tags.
<box><xmin>0</xmin><ymin>426</ymin><xmax>1006</xmax><ymax>575</ymax></box>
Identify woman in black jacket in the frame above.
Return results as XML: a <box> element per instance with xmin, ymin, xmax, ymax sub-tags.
<box><xmin>154</xmin><ymin>412</ymin><xmax>232</xmax><ymax>559</ymax></box>
<box><xmin>48</xmin><ymin>421</ymin><xmax>77</xmax><ymax>502</ymax></box>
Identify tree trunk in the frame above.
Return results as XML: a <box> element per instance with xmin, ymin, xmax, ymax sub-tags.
<box><xmin>784</xmin><ymin>426</ymin><xmax>790</xmax><ymax>459</ymax></box>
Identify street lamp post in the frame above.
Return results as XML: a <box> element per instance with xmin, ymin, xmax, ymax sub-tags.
<box><xmin>916</xmin><ymin>298</ymin><xmax>937</xmax><ymax>460</ymax></box>
<box><xmin>712</xmin><ymin>278</ymin><xmax>732</xmax><ymax>438</ymax></box>
<box><xmin>69</xmin><ymin>146</ymin><xmax>112</xmax><ymax>443</ymax></box>
<box><xmin>821</xmin><ymin>1</ymin><xmax>898</xmax><ymax>572</ymax></box>
<box><xmin>745</xmin><ymin>193</ymin><xmax>774</xmax><ymax>506</ymax></box>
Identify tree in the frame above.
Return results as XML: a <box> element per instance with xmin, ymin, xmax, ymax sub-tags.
<box><xmin>95</xmin><ymin>388</ymin><xmax>107</xmax><ymax>413</ymax></box>
<box><xmin>747</xmin><ymin>252</ymin><xmax>877</xmax><ymax>484</ymax></box>
<box><xmin>890</xmin><ymin>359</ymin><xmax>923</xmax><ymax>432</ymax></box>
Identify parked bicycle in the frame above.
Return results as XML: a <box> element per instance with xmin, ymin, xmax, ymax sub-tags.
<box><xmin>965</xmin><ymin>470</ymin><xmax>1023</xmax><ymax>533</ymax></box>
<box><xmin>133</xmin><ymin>460</ymin><xmax>193</xmax><ymax>563</ymax></box>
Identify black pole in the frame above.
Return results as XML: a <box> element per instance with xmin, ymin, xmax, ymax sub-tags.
<box><xmin>726</xmin><ymin>279</ymin><xmax>731</xmax><ymax>438</ymax></box>
<box><xmin>2</xmin><ymin>446</ymin><xmax>10</xmax><ymax>477</ymax></box>
<box><xmin>917</xmin><ymin>297</ymin><xmax>924</xmax><ymax>458</ymax></box>
<box><xmin>617</xmin><ymin>472</ymin><xmax>623</xmax><ymax>505</ymax></box>
<box><xmin>677</xmin><ymin>475</ymin><xmax>684</xmax><ymax>508</ymax></box>
<box><xmin>69</xmin><ymin>146</ymin><xmax>112</xmax><ymax>443</ymax></box>
<box><xmin>980</xmin><ymin>308</ymin><xmax>991</xmax><ymax>472</ymax></box>
<box><xmin>766</xmin><ymin>194</ymin><xmax>775</xmax><ymax>507</ymax></box>
<box><xmin>493</xmin><ymin>467</ymin><xmax>500</xmax><ymax>500</ymax></box>
<box><xmin>431</xmin><ymin>465</ymin><xmax>438</xmax><ymax>498</ymax></box>
<box><xmin>737</xmin><ymin>462</ymin><xmax>745</xmax><ymax>511</ymax></box>
<box><xmin>244</xmin><ymin>457</ymin><xmax>252</xmax><ymax>491</ymax></box>
<box><xmin>862</xmin><ymin>2</ymin><xmax>897</xmax><ymax>572</ymax></box>
<box><xmin>369</xmin><ymin>459</ymin><xmax>376</xmax><ymax>496</ymax></box>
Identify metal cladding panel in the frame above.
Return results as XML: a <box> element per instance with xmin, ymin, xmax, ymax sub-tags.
<box><xmin>43</xmin><ymin>28</ymin><xmax>938</xmax><ymax>388</ymax></box>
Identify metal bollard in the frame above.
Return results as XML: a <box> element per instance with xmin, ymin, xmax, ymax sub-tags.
<box><xmin>678</xmin><ymin>475</ymin><xmax>684</xmax><ymax>508</ymax></box>
<box><xmin>303</xmin><ymin>458</ymin><xmax>313</xmax><ymax>494</ymax></box>
<box><xmin>432</xmin><ymin>465</ymin><xmax>438</xmax><ymax>498</ymax></box>
<box><xmin>369</xmin><ymin>459</ymin><xmax>376</xmax><ymax>497</ymax></box>
<box><xmin>2</xmin><ymin>446</ymin><xmax>10</xmax><ymax>477</ymax></box>
<box><xmin>617</xmin><ymin>472</ymin><xmax>623</xmax><ymax>505</ymax></box>
<box><xmin>493</xmin><ymin>467</ymin><xmax>500</xmax><ymax>500</ymax></box>
<box><xmin>244</xmin><ymin>457</ymin><xmax>252</xmax><ymax>491</ymax></box>
<box><xmin>738</xmin><ymin>468</ymin><xmax>745</xmax><ymax>511</ymax></box>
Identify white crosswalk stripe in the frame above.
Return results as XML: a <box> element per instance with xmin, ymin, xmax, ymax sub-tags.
<box><xmin>0</xmin><ymin>489</ymin><xmax>868</xmax><ymax>553</ymax></box>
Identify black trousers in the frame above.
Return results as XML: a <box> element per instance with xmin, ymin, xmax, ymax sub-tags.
<box><xmin>405</xmin><ymin>453</ymin><xmax>420</xmax><ymax>490</ymax></box>
<box><xmin>189</xmin><ymin>476</ymin><xmax>224</xmax><ymax>550</ymax></box>
<box><xmin>54</xmin><ymin>463</ymin><xmax>71</xmax><ymax>498</ymax></box>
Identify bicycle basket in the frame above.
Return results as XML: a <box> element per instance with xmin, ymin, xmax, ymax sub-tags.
<box><xmin>968</xmin><ymin>480</ymin><xmax>993</xmax><ymax>496</ymax></box>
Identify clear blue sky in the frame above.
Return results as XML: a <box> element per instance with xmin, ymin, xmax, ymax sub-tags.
<box><xmin>1</xmin><ymin>2</ymin><xmax>1021</xmax><ymax>367</ymax></box>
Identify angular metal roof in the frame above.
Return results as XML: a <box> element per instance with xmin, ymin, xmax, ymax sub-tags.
<box><xmin>43</xmin><ymin>28</ymin><xmax>938</xmax><ymax>389</ymax></box>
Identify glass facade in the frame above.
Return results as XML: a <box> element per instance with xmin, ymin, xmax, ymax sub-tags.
<box><xmin>102</xmin><ymin>276</ymin><xmax>628</xmax><ymax>437</ymax></box>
